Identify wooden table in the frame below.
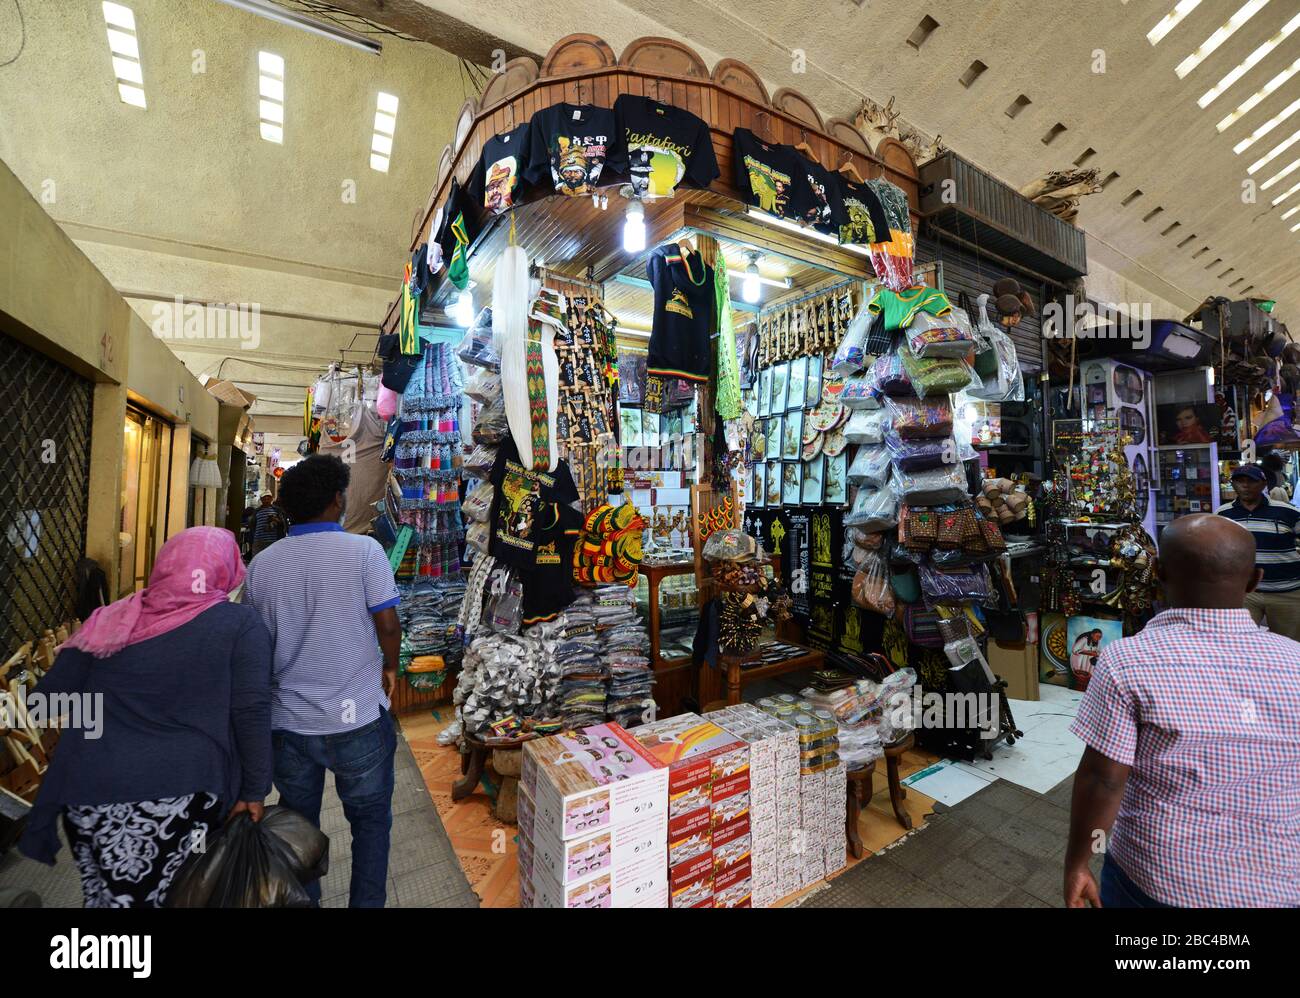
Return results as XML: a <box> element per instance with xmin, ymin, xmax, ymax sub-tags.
<box><xmin>453</xmin><ymin>731</ymin><xmax>536</xmax><ymax>823</ymax></box>
<box><xmin>711</xmin><ymin>646</ymin><xmax>826</xmax><ymax>706</ymax></box>
<box><xmin>640</xmin><ymin>561</ymin><xmax>698</xmax><ymax>714</ymax></box>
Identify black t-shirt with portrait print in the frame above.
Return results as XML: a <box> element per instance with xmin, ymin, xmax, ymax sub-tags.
<box><xmin>646</xmin><ymin>243</ymin><xmax>715</xmax><ymax>383</ymax></box>
<box><xmin>525</xmin><ymin>103</ymin><xmax>616</xmax><ymax>196</ymax></box>
<box><xmin>468</xmin><ymin>123</ymin><xmax>533</xmax><ymax>216</ymax></box>
<box><xmin>838</xmin><ymin>178</ymin><xmax>893</xmax><ymax>246</ymax></box>
<box><xmin>486</xmin><ymin>437</ymin><xmax>580</xmax><ymax>569</ymax></box>
<box><xmin>790</xmin><ymin>156</ymin><xmax>846</xmax><ymax>236</ymax></box>
<box><xmin>608</xmin><ymin>94</ymin><xmax>719</xmax><ymax>200</ymax></box>
<box><xmin>732</xmin><ymin>127</ymin><xmax>802</xmax><ymax>220</ymax></box>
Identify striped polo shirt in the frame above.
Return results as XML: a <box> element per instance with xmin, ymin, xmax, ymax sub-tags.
<box><xmin>245</xmin><ymin>522</ymin><xmax>400</xmax><ymax>735</ymax></box>
<box><xmin>1216</xmin><ymin>495</ymin><xmax>1300</xmax><ymax>592</ymax></box>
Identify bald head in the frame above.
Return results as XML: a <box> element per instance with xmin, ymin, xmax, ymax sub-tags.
<box><xmin>1158</xmin><ymin>514</ymin><xmax>1260</xmax><ymax>609</ymax></box>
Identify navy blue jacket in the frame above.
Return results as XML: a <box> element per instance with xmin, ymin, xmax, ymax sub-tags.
<box><xmin>19</xmin><ymin>601</ymin><xmax>273</xmax><ymax>865</ymax></box>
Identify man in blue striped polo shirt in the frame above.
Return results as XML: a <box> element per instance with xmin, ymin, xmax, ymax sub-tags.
<box><xmin>1216</xmin><ymin>463</ymin><xmax>1300</xmax><ymax>641</ymax></box>
<box><xmin>246</xmin><ymin>454</ymin><xmax>403</xmax><ymax>907</ymax></box>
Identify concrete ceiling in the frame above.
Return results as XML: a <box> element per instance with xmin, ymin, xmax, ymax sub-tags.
<box><xmin>387</xmin><ymin>0</ymin><xmax>1300</xmax><ymax>321</ymax></box>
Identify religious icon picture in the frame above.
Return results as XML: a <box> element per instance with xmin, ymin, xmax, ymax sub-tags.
<box><xmin>805</xmin><ymin>355</ymin><xmax>823</xmax><ymax>408</ymax></box>
<box><xmin>766</xmin><ymin>415</ymin><xmax>783</xmax><ymax>459</ymax></box>
<box><xmin>770</xmin><ymin>361</ymin><xmax>790</xmax><ymax>414</ymax></box>
<box><xmin>788</xmin><ymin>358</ymin><xmax>807</xmax><ymax>413</ymax></box>
<box><xmin>802</xmin><ymin>455</ymin><xmax>825</xmax><ymax>505</ymax></box>
<box><xmin>782</xmin><ymin>409</ymin><xmax>804</xmax><ymax>461</ymax></box>
<box><xmin>766</xmin><ymin>461</ymin><xmax>783</xmax><ymax>506</ymax></box>
<box><xmin>758</xmin><ymin>367</ymin><xmax>773</xmax><ymax>417</ymax></box>
<box><xmin>752</xmin><ymin>464</ymin><xmax>766</xmax><ymax>508</ymax></box>
<box><xmin>824</xmin><ymin>452</ymin><xmax>848</xmax><ymax>505</ymax></box>
<box><xmin>782</xmin><ymin>462</ymin><xmax>802</xmax><ymax>506</ymax></box>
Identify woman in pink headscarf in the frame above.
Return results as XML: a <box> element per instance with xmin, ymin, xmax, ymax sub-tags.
<box><xmin>20</xmin><ymin>527</ymin><xmax>274</xmax><ymax>908</ymax></box>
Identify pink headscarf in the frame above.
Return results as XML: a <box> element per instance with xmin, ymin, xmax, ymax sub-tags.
<box><xmin>65</xmin><ymin>526</ymin><xmax>246</xmax><ymax>659</ymax></box>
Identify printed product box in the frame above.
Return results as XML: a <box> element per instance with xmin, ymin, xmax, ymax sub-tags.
<box><xmin>530</xmin><ymin>810</ymin><xmax>668</xmax><ymax>887</ymax></box>
<box><xmin>669</xmin><ymin>847</ymin><xmax>713</xmax><ymax>904</ymax></box>
<box><xmin>533</xmin><ymin>850</ymin><xmax>668</xmax><ymax>909</ymax></box>
<box><xmin>523</xmin><ymin>722</ymin><xmax>668</xmax><ymax>841</ymax></box>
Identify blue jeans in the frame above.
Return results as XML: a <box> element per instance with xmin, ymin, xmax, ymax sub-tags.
<box><xmin>1100</xmin><ymin>855</ymin><xmax>1173</xmax><ymax>908</ymax></box>
<box><xmin>272</xmin><ymin>712</ymin><xmax>397</xmax><ymax>908</ymax></box>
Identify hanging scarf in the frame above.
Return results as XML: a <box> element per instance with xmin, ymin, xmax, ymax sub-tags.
<box><xmin>712</xmin><ymin>254</ymin><xmax>744</xmax><ymax>421</ymax></box>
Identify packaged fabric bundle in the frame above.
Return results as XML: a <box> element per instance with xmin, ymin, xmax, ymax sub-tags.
<box><xmin>919</xmin><ymin>563</ymin><xmax>993</xmax><ymax>606</ymax></box>
<box><xmin>472</xmin><ymin>397</ymin><xmax>509</xmax><ymax>445</ymax></box>
<box><xmin>898</xmin><ymin>344</ymin><xmax>977</xmax><ymax>398</ymax></box>
<box><xmin>851</xmin><ymin>552</ymin><xmax>895</xmax><ymax>617</ymax></box>
<box><xmin>461</xmin><ymin>482</ymin><xmax>494</xmax><ymax>523</ymax></box>
<box><xmin>458</xmin><ymin>307</ymin><xmax>498</xmax><ymax>370</ymax></box>
<box><xmin>463</xmin><ymin>444</ymin><xmax>498</xmax><ymax>479</ymax></box>
<box><xmin>884</xmin><ymin>430</ymin><xmax>953</xmax><ymax>472</ymax></box>
<box><xmin>906</xmin><ymin>308</ymin><xmax>976</xmax><ymax>359</ymax></box>
<box><xmin>891</xmin><ymin>463</ymin><xmax>969</xmax><ymax>505</ymax></box>
<box><xmin>465</xmin><ymin>368</ymin><xmax>502</xmax><ymax>404</ymax></box>
<box><xmin>465</xmin><ymin>520</ymin><xmax>490</xmax><ymax>555</ymax></box>
<box><xmin>885</xmin><ymin>395</ymin><xmax>953</xmax><ymax>439</ymax></box>
<box><xmin>831</xmin><ymin>303</ymin><xmax>874</xmax><ymax>375</ymax></box>
<box><xmin>845</xmin><ymin>408</ymin><xmax>887</xmax><ymax>444</ymax></box>
<box><xmin>847</xmin><ymin>443</ymin><xmax>891</xmax><ymax>488</ymax></box>
<box><xmin>870</xmin><ymin>350</ymin><xmax>912</xmax><ymax>396</ymax></box>
<box><xmin>844</xmin><ymin>482</ymin><xmax>898</xmax><ymax>530</ymax></box>
<box><xmin>840</xmin><ymin>375</ymin><xmax>881</xmax><ymax>409</ymax></box>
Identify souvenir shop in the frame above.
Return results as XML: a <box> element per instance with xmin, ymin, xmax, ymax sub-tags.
<box><xmin>297</xmin><ymin>33</ymin><xmax>1286</xmax><ymax>908</ymax></box>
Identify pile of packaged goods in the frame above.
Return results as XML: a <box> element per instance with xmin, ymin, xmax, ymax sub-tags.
<box><xmin>518</xmin><ymin>723</ymin><xmax>669</xmax><ymax>908</ymax></box>
<box><xmin>398</xmin><ymin>578</ymin><xmax>468</xmax><ymax>679</ymax></box>
<box><xmin>452</xmin><ymin>632</ymin><xmax>563</xmax><ymax>737</ymax></box>
<box><xmin>629</xmin><ymin>714</ymin><xmax>752</xmax><ymax>908</ymax></box>
<box><xmin>594</xmin><ymin>585</ymin><xmax>655</xmax><ymax>728</ymax></box>
<box><xmin>527</xmin><ymin>595</ymin><xmax>605</xmax><ymax>730</ymax></box>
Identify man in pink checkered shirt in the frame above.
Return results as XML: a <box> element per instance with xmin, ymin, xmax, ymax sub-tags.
<box><xmin>1065</xmin><ymin>514</ymin><xmax>1300</xmax><ymax>907</ymax></box>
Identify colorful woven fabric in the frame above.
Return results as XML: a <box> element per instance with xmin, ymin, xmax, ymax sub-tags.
<box><xmin>399</xmin><ymin>262</ymin><xmax>420</xmax><ymax>355</ymax></box>
<box><xmin>525</xmin><ymin>317</ymin><xmax>550</xmax><ymax>471</ymax></box>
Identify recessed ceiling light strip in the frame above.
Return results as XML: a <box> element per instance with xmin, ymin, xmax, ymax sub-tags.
<box><xmin>370</xmin><ymin>92</ymin><xmax>398</xmax><ymax>172</ymax></box>
<box><xmin>1268</xmin><ymin>176</ymin><xmax>1300</xmax><ymax>205</ymax></box>
<box><xmin>1216</xmin><ymin>56</ymin><xmax>1300</xmax><ymax>131</ymax></box>
<box><xmin>1147</xmin><ymin>0</ymin><xmax>1204</xmax><ymax>46</ymax></box>
<box><xmin>1233</xmin><ymin>95</ymin><xmax>1300</xmax><ymax>153</ymax></box>
<box><xmin>1198</xmin><ymin>11</ymin><xmax>1300</xmax><ymax>107</ymax></box>
<box><xmin>258</xmin><ymin>51</ymin><xmax>284</xmax><ymax>143</ymax></box>
<box><xmin>102</xmin><ymin>2</ymin><xmax>146</xmax><ymax>108</ymax></box>
<box><xmin>1175</xmin><ymin>0</ymin><xmax>1271</xmax><ymax>80</ymax></box>
<box><xmin>1260</xmin><ymin>155</ymin><xmax>1300</xmax><ymax>189</ymax></box>
<box><xmin>1248</xmin><ymin>125</ymin><xmax>1300</xmax><ymax>172</ymax></box>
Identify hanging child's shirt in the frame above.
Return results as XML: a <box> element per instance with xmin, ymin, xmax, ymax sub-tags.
<box><xmin>608</xmin><ymin>95</ymin><xmax>719</xmax><ymax>200</ymax></box>
<box><xmin>868</xmin><ymin>286</ymin><xmax>953</xmax><ymax>332</ymax></box>
<box><xmin>468</xmin><ymin>123</ymin><xmax>533</xmax><ymax>215</ymax></box>
<box><xmin>646</xmin><ymin>243</ymin><xmax>715</xmax><ymax>383</ymax></box>
<box><xmin>732</xmin><ymin>127</ymin><xmax>801</xmax><ymax>220</ymax></box>
<box><xmin>526</xmin><ymin>103</ymin><xmax>616</xmax><ymax>196</ymax></box>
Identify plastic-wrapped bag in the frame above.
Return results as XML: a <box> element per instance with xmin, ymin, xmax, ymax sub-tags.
<box><xmin>968</xmin><ymin>298</ymin><xmax>1024</xmax><ymax>402</ymax></box>
<box><xmin>870</xmin><ymin>351</ymin><xmax>913</xmax><ymax>396</ymax></box>
<box><xmin>464</xmin><ymin>444</ymin><xmax>498</xmax><ymax>479</ymax></box>
<box><xmin>484</xmin><ymin>567</ymin><xmax>524</xmax><ymax>632</ymax></box>
<box><xmin>462</xmin><ymin>482</ymin><xmax>494</xmax><ymax>523</ymax></box>
<box><xmin>458</xmin><ymin>307</ymin><xmax>498</xmax><ymax>370</ymax></box>
<box><xmin>845</xmin><ymin>409</ymin><xmax>887</xmax><ymax>444</ymax></box>
<box><xmin>845</xmin><ymin>482</ymin><xmax>898</xmax><ymax>530</ymax></box>
<box><xmin>885</xmin><ymin>395</ymin><xmax>953</xmax><ymax>439</ymax></box>
<box><xmin>472</xmin><ymin>396</ymin><xmax>509</xmax><ymax>445</ymax></box>
<box><xmin>899</xmin><ymin>344</ymin><xmax>977</xmax><ymax>397</ymax></box>
<box><xmin>852</xmin><ymin>552</ymin><xmax>896</xmax><ymax>617</ymax></box>
<box><xmin>884</xmin><ymin>430</ymin><xmax>954</xmax><ymax>472</ymax></box>
<box><xmin>465</xmin><ymin>369</ymin><xmax>502</xmax><ymax>404</ymax></box>
<box><xmin>465</xmin><ymin>520</ymin><xmax>490</xmax><ymax>554</ymax></box>
<box><xmin>167</xmin><ymin>807</ymin><xmax>328</xmax><ymax>908</ymax></box>
<box><xmin>891</xmin><ymin>463</ymin><xmax>969</xmax><ymax>505</ymax></box>
<box><xmin>840</xmin><ymin>376</ymin><xmax>880</xmax><ymax>409</ymax></box>
<box><xmin>848</xmin><ymin>443</ymin><xmax>891</xmax><ymax>488</ymax></box>
<box><xmin>906</xmin><ymin>308</ymin><xmax>976</xmax><ymax>359</ymax></box>
<box><xmin>832</xmin><ymin>304</ymin><xmax>873</xmax><ymax>375</ymax></box>
<box><xmin>919</xmin><ymin>563</ymin><xmax>993</xmax><ymax>606</ymax></box>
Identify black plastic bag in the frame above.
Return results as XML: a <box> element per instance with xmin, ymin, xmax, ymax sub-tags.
<box><xmin>167</xmin><ymin>806</ymin><xmax>329</xmax><ymax>908</ymax></box>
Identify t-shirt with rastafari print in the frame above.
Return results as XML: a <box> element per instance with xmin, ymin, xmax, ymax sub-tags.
<box><xmin>608</xmin><ymin>94</ymin><xmax>719</xmax><ymax>200</ymax></box>
<box><xmin>732</xmin><ymin>127</ymin><xmax>801</xmax><ymax>220</ymax></box>
<box><xmin>486</xmin><ymin>437</ymin><xmax>580</xmax><ymax>570</ymax></box>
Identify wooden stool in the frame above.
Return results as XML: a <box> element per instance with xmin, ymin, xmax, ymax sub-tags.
<box><xmin>844</xmin><ymin>733</ymin><xmax>916</xmax><ymax>857</ymax></box>
<box><xmin>451</xmin><ymin>733</ymin><xmax>533</xmax><ymax>825</ymax></box>
<box><xmin>883</xmin><ymin>733</ymin><xmax>915</xmax><ymax>831</ymax></box>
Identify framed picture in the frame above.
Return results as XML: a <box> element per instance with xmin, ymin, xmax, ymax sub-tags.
<box><xmin>770</xmin><ymin>361</ymin><xmax>789</xmax><ymax>414</ymax></box>
<box><xmin>642</xmin><ymin>410</ymin><xmax>661</xmax><ymax>447</ymax></box>
<box><xmin>802</xmin><ymin>455</ymin><xmax>825</xmax><ymax>505</ymax></box>
<box><xmin>758</xmin><ymin>367</ymin><xmax>773</xmax><ymax>417</ymax></box>
<box><xmin>1156</xmin><ymin>402</ymin><xmax>1222</xmax><ymax>446</ymax></box>
<box><xmin>824</xmin><ymin>452</ymin><xmax>848</xmax><ymax>505</ymax></box>
<box><xmin>744</xmin><ymin>387</ymin><xmax>758</xmax><ymax>418</ymax></box>
<box><xmin>782</xmin><ymin>462</ymin><xmax>802</xmax><ymax>506</ymax></box>
<box><xmin>788</xmin><ymin>358</ymin><xmax>807</xmax><ymax>413</ymax></box>
<box><xmin>766</xmin><ymin>415</ymin><xmax>783</xmax><ymax>459</ymax></box>
<box><xmin>620</xmin><ymin>406</ymin><xmax>644</xmax><ymax>448</ymax></box>
<box><xmin>751</xmin><ymin>464</ymin><xmax>765</xmax><ymax>508</ymax></box>
<box><xmin>766</xmin><ymin>461</ymin><xmax>783</xmax><ymax>507</ymax></box>
<box><xmin>806</xmin><ymin>355</ymin><xmax>823</xmax><ymax>408</ymax></box>
<box><xmin>782</xmin><ymin>409</ymin><xmax>804</xmax><ymax>461</ymax></box>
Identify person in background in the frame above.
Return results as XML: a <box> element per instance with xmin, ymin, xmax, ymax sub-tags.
<box><xmin>240</xmin><ymin>501</ymin><xmax>259</xmax><ymax>558</ymax></box>
<box><xmin>1261</xmin><ymin>451</ymin><xmax>1292</xmax><ymax>502</ymax></box>
<box><xmin>1216</xmin><ymin>463</ymin><xmax>1300</xmax><ymax>641</ymax></box>
<box><xmin>250</xmin><ymin>493</ymin><xmax>286</xmax><ymax>556</ymax></box>
<box><xmin>1064</xmin><ymin>515</ymin><xmax>1300</xmax><ymax>908</ymax></box>
<box><xmin>244</xmin><ymin>454</ymin><xmax>402</xmax><ymax>908</ymax></box>
<box><xmin>20</xmin><ymin>527</ymin><xmax>272</xmax><ymax>907</ymax></box>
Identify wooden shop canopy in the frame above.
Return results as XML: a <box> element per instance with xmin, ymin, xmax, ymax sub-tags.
<box><xmin>384</xmin><ymin>33</ymin><xmax>921</xmax><ymax>332</ymax></box>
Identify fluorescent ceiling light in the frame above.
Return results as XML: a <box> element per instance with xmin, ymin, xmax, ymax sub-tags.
<box><xmin>727</xmin><ymin>269</ymin><xmax>790</xmax><ymax>290</ymax></box>
<box><xmin>1148</xmin><ymin>0</ymin><xmax>1203</xmax><ymax>45</ymax></box>
<box><xmin>1233</xmin><ymin>96</ymin><xmax>1300</xmax><ymax>152</ymax></box>
<box><xmin>745</xmin><ymin>209</ymin><xmax>871</xmax><ymax>256</ymax></box>
<box><xmin>1216</xmin><ymin>56</ymin><xmax>1300</xmax><ymax>131</ymax></box>
<box><xmin>102</xmin><ymin>3</ymin><xmax>145</xmax><ymax>108</ymax></box>
<box><xmin>214</xmin><ymin>0</ymin><xmax>381</xmax><ymax>55</ymax></box>
<box><xmin>1175</xmin><ymin>0</ymin><xmax>1271</xmax><ymax>79</ymax></box>
<box><xmin>370</xmin><ymin>93</ymin><xmax>398</xmax><ymax>172</ymax></box>
<box><xmin>1261</xmin><ymin>156</ymin><xmax>1300</xmax><ymax>189</ymax></box>
<box><xmin>1269</xmin><ymin>177</ymin><xmax>1300</xmax><ymax>205</ymax></box>
<box><xmin>258</xmin><ymin>50</ymin><xmax>284</xmax><ymax>144</ymax></box>
<box><xmin>1281</xmin><ymin>204</ymin><xmax>1300</xmax><ymax>219</ymax></box>
<box><xmin>1198</xmin><ymin>11</ymin><xmax>1300</xmax><ymax>107</ymax></box>
<box><xmin>1248</xmin><ymin>126</ymin><xmax>1300</xmax><ymax>172</ymax></box>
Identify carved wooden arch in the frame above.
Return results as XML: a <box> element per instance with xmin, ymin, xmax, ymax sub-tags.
<box><xmin>711</xmin><ymin>58</ymin><xmax>770</xmax><ymax>106</ymax></box>
<box><xmin>771</xmin><ymin>87</ymin><xmax>824</xmax><ymax>132</ymax></box>
<box><xmin>479</xmin><ymin>56</ymin><xmax>539</xmax><ymax>109</ymax></box>
<box><xmin>875</xmin><ymin>136</ymin><xmax>919</xmax><ymax>180</ymax></box>
<box><xmin>435</xmin><ymin>144</ymin><xmax>454</xmax><ymax>195</ymax></box>
<box><xmin>540</xmin><ymin>33</ymin><xmax>617</xmax><ymax>77</ymax></box>
<box><xmin>453</xmin><ymin>99</ymin><xmax>478</xmax><ymax>154</ymax></box>
<box><xmin>825</xmin><ymin>117</ymin><xmax>873</xmax><ymax>158</ymax></box>
<box><xmin>619</xmin><ymin>36</ymin><xmax>709</xmax><ymax>79</ymax></box>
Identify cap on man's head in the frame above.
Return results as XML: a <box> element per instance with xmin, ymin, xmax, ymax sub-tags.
<box><xmin>1231</xmin><ymin>464</ymin><xmax>1267</xmax><ymax>483</ymax></box>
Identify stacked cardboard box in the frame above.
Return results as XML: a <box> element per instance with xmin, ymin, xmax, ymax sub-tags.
<box><xmin>629</xmin><ymin>714</ymin><xmax>750</xmax><ymax>908</ymax></box>
<box><xmin>519</xmin><ymin>722</ymin><xmax>669</xmax><ymax>908</ymax></box>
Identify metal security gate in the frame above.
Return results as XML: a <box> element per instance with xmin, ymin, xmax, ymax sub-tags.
<box><xmin>0</xmin><ymin>331</ymin><xmax>94</xmax><ymax>657</ymax></box>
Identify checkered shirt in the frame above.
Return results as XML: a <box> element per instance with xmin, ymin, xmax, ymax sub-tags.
<box><xmin>1070</xmin><ymin>608</ymin><xmax>1300</xmax><ymax>907</ymax></box>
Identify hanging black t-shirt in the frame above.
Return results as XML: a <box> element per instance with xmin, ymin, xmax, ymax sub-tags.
<box><xmin>839</xmin><ymin>179</ymin><xmax>893</xmax><ymax>246</ymax></box>
<box><xmin>790</xmin><ymin>157</ymin><xmax>846</xmax><ymax>236</ymax></box>
<box><xmin>468</xmin><ymin>123</ymin><xmax>532</xmax><ymax>215</ymax></box>
<box><xmin>435</xmin><ymin>178</ymin><xmax>481</xmax><ymax>262</ymax></box>
<box><xmin>525</xmin><ymin>103</ymin><xmax>616</xmax><ymax>196</ymax></box>
<box><xmin>608</xmin><ymin>95</ymin><xmax>719</xmax><ymax>200</ymax></box>
<box><xmin>520</xmin><ymin>502</ymin><xmax>584</xmax><ymax>624</ymax></box>
<box><xmin>731</xmin><ymin>127</ymin><xmax>803</xmax><ymax>220</ymax></box>
<box><xmin>646</xmin><ymin>243</ymin><xmax>714</xmax><ymax>382</ymax></box>
<box><xmin>487</xmin><ymin>438</ymin><xmax>580</xmax><ymax>568</ymax></box>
